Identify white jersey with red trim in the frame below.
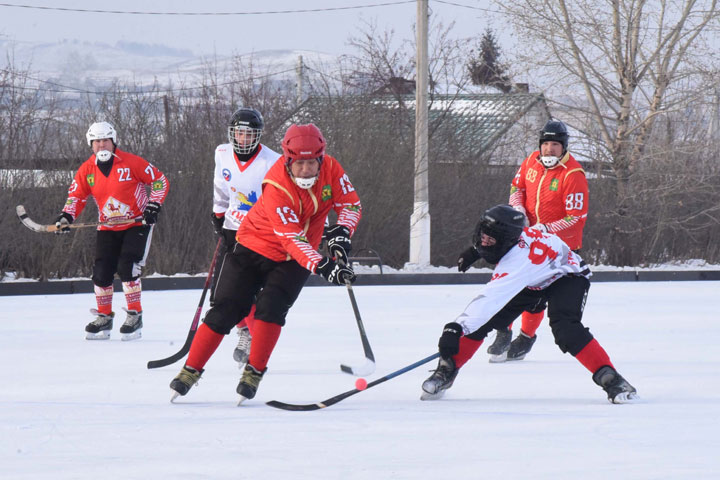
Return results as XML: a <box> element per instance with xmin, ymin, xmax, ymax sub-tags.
<box><xmin>455</xmin><ymin>229</ymin><xmax>591</xmax><ymax>335</ymax></box>
<box><xmin>213</xmin><ymin>143</ymin><xmax>280</xmax><ymax>231</ymax></box>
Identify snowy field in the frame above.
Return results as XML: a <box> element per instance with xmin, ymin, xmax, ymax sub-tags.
<box><xmin>2</xmin><ymin>281</ymin><xmax>719</xmax><ymax>479</ymax></box>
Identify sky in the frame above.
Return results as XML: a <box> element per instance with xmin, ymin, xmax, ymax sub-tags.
<box><xmin>0</xmin><ymin>0</ymin><xmax>504</xmax><ymax>57</ymax></box>
<box><xmin>2</xmin><ymin>281</ymin><xmax>719</xmax><ymax>479</ymax></box>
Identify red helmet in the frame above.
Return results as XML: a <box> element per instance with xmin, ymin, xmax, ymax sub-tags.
<box><xmin>282</xmin><ymin>123</ymin><xmax>326</xmax><ymax>166</ymax></box>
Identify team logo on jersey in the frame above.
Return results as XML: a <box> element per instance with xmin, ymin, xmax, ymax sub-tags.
<box><xmin>294</xmin><ymin>234</ymin><xmax>309</xmax><ymax>243</ymax></box>
<box><xmin>235</xmin><ymin>191</ymin><xmax>258</xmax><ymax>212</ymax></box>
<box><xmin>86</xmin><ymin>174</ymin><xmax>95</xmax><ymax>187</ymax></box>
<box><xmin>152</xmin><ymin>180</ymin><xmax>164</xmax><ymax>191</ymax></box>
<box><xmin>550</xmin><ymin>178</ymin><xmax>559</xmax><ymax>191</ymax></box>
<box><xmin>101</xmin><ymin>197</ymin><xmax>131</xmax><ymax>220</ymax></box>
<box><xmin>222</xmin><ymin>168</ymin><xmax>232</xmax><ymax>181</ymax></box>
<box><xmin>321</xmin><ymin>185</ymin><xmax>332</xmax><ymax>201</ymax></box>
<box><xmin>345</xmin><ymin>205</ymin><xmax>360</xmax><ymax>212</ymax></box>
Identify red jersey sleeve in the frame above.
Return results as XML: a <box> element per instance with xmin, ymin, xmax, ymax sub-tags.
<box><xmin>509</xmin><ymin>155</ymin><xmax>530</xmax><ymax>209</ymax></box>
<box><xmin>62</xmin><ymin>161</ymin><xmax>92</xmax><ymax>220</ymax></box>
<box><xmin>329</xmin><ymin>159</ymin><xmax>362</xmax><ymax>235</ymax></box>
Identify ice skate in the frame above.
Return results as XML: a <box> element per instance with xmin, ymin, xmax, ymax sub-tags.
<box><xmin>119</xmin><ymin>308</ymin><xmax>143</xmax><ymax>341</ymax></box>
<box><xmin>233</xmin><ymin>326</ymin><xmax>252</xmax><ymax>367</ymax></box>
<box><xmin>420</xmin><ymin>357</ymin><xmax>458</xmax><ymax>400</ymax></box>
<box><xmin>85</xmin><ymin>309</ymin><xmax>114</xmax><ymax>340</ymax></box>
<box><xmin>506</xmin><ymin>331</ymin><xmax>537</xmax><ymax>361</ymax></box>
<box><xmin>592</xmin><ymin>366</ymin><xmax>638</xmax><ymax>404</ymax></box>
<box><xmin>170</xmin><ymin>365</ymin><xmax>204</xmax><ymax>402</ymax></box>
<box><xmin>237</xmin><ymin>364</ymin><xmax>266</xmax><ymax>404</ymax></box>
<box><xmin>487</xmin><ymin>327</ymin><xmax>512</xmax><ymax>363</ymax></box>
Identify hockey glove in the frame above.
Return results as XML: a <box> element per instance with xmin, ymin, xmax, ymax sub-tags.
<box><xmin>529</xmin><ymin>223</ymin><xmax>548</xmax><ymax>233</ymax></box>
<box><xmin>316</xmin><ymin>256</ymin><xmax>356</xmax><ymax>286</ymax></box>
<box><xmin>325</xmin><ymin>224</ymin><xmax>352</xmax><ymax>264</ymax></box>
<box><xmin>54</xmin><ymin>212</ymin><xmax>73</xmax><ymax>235</ymax></box>
<box><xmin>210</xmin><ymin>212</ymin><xmax>225</xmax><ymax>236</ymax></box>
<box><xmin>512</xmin><ymin>205</ymin><xmax>530</xmax><ymax>227</ymax></box>
<box><xmin>438</xmin><ymin>322</ymin><xmax>463</xmax><ymax>358</ymax></box>
<box><xmin>143</xmin><ymin>201</ymin><xmax>162</xmax><ymax>225</ymax></box>
<box><xmin>457</xmin><ymin>246</ymin><xmax>481</xmax><ymax>272</ymax></box>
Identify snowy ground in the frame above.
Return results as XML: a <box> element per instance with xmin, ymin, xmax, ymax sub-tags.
<box><xmin>2</xmin><ymin>281</ymin><xmax>719</xmax><ymax>479</ymax></box>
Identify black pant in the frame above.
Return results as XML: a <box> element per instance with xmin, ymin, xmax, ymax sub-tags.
<box><xmin>92</xmin><ymin>225</ymin><xmax>152</xmax><ymax>287</ymax></box>
<box><xmin>203</xmin><ymin>244</ymin><xmax>311</xmax><ymax>335</ymax></box>
<box><xmin>467</xmin><ymin>275</ymin><xmax>593</xmax><ymax>355</ymax></box>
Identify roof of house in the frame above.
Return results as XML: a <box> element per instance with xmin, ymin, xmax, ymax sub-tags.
<box><xmin>290</xmin><ymin>93</ymin><xmax>549</xmax><ymax>155</ymax></box>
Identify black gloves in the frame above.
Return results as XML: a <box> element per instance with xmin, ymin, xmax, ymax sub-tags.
<box><xmin>316</xmin><ymin>256</ymin><xmax>356</xmax><ymax>286</ymax></box>
<box><xmin>324</xmin><ymin>224</ymin><xmax>351</xmax><ymax>263</ymax></box>
<box><xmin>54</xmin><ymin>212</ymin><xmax>73</xmax><ymax>234</ymax></box>
<box><xmin>457</xmin><ymin>246</ymin><xmax>481</xmax><ymax>272</ymax></box>
<box><xmin>438</xmin><ymin>322</ymin><xmax>463</xmax><ymax>358</ymax></box>
<box><xmin>143</xmin><ymin>201</ymin><xmax>162</xmax><ymax>225</ymax></box>
<box><xmin>211</xmin><ymin>212</ymin><xmax>224</xmax><ymax>236</ymax></box>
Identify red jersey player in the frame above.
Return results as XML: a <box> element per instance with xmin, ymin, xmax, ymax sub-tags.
<box><xmin>170</xmin><ymin>123</ymin><xmax>362</xmax><ymax>404</ymax></box>
<box><xmin>486</xmin><ymin>120</ymin><xmax>589</xmax><ymax>362</ymax></box>
<box><xmin>55</xmin><ymin>122</ymin><xmax>169</xmax><ymax>340</ymax></box>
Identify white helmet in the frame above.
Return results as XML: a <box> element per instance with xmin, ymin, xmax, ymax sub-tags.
<box><xmin>86</xmin><ymin>122</ymin><xmax>117</xmax><ymax>146</ymax></box>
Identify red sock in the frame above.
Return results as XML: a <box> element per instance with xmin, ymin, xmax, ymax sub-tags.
<box><xmin>237</xmin><ymin>305</ymin><xmax>257</xmax><ymax>334</ymax></box>
<box><xmin>247</xmin><ymin>320</ymin><xmax>282</xmax><ymax>371</ymax></box>
<box><xmin>186</xmin><ymin>323</ymin><xmax>224</xmax><ymax>370</ymax></box>
<box><xmin>453</xmin><ymin>336</ymin><xmax>484</xmax><ymax>369</ymax></box>
<box><xmin>94</xmin><ymin>284</ymin><xmax>113</xmax><ymax>315</ymax></box>
<box><xmin>122</xmin><ymin>279</ymin><xmax>142</xmax><ymax>312</ymax></box>
<box><xmin>520</xmin><ymin>311</ymin><xmax>544</xmax><ymax>337</ymax></box>
<box><xmin>574</xmin><ymin>338</ymin><xmax>614</xmax><ymax>373</ymax></box>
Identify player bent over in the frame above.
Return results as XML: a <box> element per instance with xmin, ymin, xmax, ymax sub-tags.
<box><xmin>169</xmin><ymin>123</ymin><xmax>362</xmax><ymax>404</ymax></box>
<box><xmin>421</xmin><ymin>204</ymin><xmax>637</xmax><ymax>404</ymax></box>
<box><xmin>55</xmin><ymin>122</ymin><xmax>169</xmax><ymax>340</ymax></box>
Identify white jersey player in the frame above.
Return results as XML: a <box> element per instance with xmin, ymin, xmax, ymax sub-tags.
<box><xmin>209</xmin><ymin>107</ymin><xmax>280</xmax><ymax>367</ymax></box>
<box><xmin>421</xmin><ymin>204</ymin><xmax>638</xmax><ymax>404</ymax></box>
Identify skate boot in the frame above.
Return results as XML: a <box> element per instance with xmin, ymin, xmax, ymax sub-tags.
<box><xmin>170</xmin><ymin>365</ymin><xmax>204</xmax><ymax>402</ymax></box>
<box><xmin>233</xmin><ymin>326</ymin><xmax>252</xmax><ymax>367</ymax></box>
<box><xmin>506</xmin><ymin>331</ymin><xmax>537</xmax><ymax>361</ymax></box>
<box><xmin>420</xmin><ymin>357</ymin><xmax>458</xmax><ymax>400</ymax></box>
<box><xmin>487</xmin><ymin>327</ymin><xmax>512</xmax><ymax>363</ymax></box>
<box><xmin>119</xmin><ymin>308</ymin><xmax>143</xmax><ymax>341</ymax></box>
<box><xmin>592</xmin><ymin>366</ymin><xmax>638</xmax><ymax>404</ymax></box>
<box><xmin>85</xmin><ymin>310</ymin><xmax>114</xmax><ymax>340</ymax></box>
<box><xmin>236</xmin><ymin>364</ymin><xmax>266</xmax><ymax>404</ymax></box>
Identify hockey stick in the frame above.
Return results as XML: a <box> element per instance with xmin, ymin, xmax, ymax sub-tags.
<box><xmin>16</xmin><ymin>205</ymin><xmax>141</xmax><ymax>233</ymax></box>
<box><xmin>339</xmin><ymin>279</ymin><xmax>376</xmax><ymax>376</ymax></box>
<box><xmin>266</xmin><ymin>352</ymin><xmax>439</xmax><ymax>411</ymax></box>
<box><xmin>146</xmin><ymin>237</ymin><xmax>223</xmax><ymax>369</ymax></box>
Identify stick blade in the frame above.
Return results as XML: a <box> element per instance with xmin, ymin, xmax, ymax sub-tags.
<box><xmin>266</xmin><ymin>400</ymin><xmax>326</xmax><ymax>411</ymax></box>
<box><xmin>340</xmin><ymin>358</ymin><xmax>376</xmax><ymax>377</ymax></box>
<box><xmin>16</xmin><ymin>205</ymin><xmax>52</xmax><ymax>232</ymax></box>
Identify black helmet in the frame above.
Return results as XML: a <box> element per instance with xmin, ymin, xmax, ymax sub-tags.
<box><xmin>472</xmin><ymin>204</ymin><xmax>526</xmax><ymax>264</ymax></box>
<box><xmin>539</xmin><ymin>120</ymin><xmax>569</xmax><ymax>151</ymax></box>
<box><xmin>228</xmin><ymin>107</ymin><xmax>264</xmax><ymax>155</ymax></box>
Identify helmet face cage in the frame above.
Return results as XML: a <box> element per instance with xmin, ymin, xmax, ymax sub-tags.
<box><xmin>228</xmin><ymin>108</ymin><xmax>264</xmax><ymax>155</ymax></box>
<box><xmin>228</xmin><ymin>125</ymin><xmax>262</xmax><ymax>154</ymax></box>
<box><xmin>86</xmin><ymin>122</ymin><xmax>117</xmax><ymax>146</ymax></box>
<box><xmin>473</xmin><ymin>205</ymin><xmax>525</xmax><ymax>264</ymax></box>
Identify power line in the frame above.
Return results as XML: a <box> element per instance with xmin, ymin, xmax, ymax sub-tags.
<box><xmin>0</xmin><ymin>1</ymin><xmax>414</xmax><ymax>15</ymax></box>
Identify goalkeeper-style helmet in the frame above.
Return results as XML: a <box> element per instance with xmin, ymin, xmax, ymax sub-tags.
<box><xmin>228</xmin><ymin>107</ymin><xmax>264</xmax><ymax>155</ymax></box>
<box><xmin>472</xmin><ymin>204</ymin><xmax>526</xmax><ymax>264</ymax></box>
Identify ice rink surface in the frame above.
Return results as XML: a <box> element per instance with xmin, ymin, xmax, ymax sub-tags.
<box><xmin>2</xmin><ymin>281</ymin><xmax>719</xmax><ymax>479</ymax></box>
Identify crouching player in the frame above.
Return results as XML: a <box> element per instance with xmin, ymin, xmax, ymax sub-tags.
<box><xmin>421</xmin><ymin>204</ymin><xmax>638</xmax><ymax>404</ymax></box>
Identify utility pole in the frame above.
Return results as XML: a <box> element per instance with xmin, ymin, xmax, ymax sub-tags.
<box><xmin>296</xmin><ymin>55</ymin><xmax>304</xmax><ymax>105</ymax></box>
<box><xmin>409</xmin><ymin>0</ymin><xmax>430</xmax><ymax>266</ymax></box>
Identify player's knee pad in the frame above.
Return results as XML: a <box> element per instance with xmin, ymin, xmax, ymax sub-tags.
<box><xmin>203</xmin><ymin>301</ymin><xmax>252</xmax><ymax>335</ymax></box>
<box><xmin>550</xmin><ymin>320</ymin><xmax>592</xmax><ymax>355</ymax></box>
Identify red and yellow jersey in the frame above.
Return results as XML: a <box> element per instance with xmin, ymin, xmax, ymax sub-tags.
<box><xmin>62</xmin><ymin>148</ymin><xmax>169</xmax><ymax>231</ymax></box>
<box><xmin>509</xmin><ymin>151</ymin><xmax>588</xmax><ymax>250</ymax></box>
<box><xmin>237</xmin><ymin>155</ymin><xmax>361</xmax><ymax>272</ymax></box>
